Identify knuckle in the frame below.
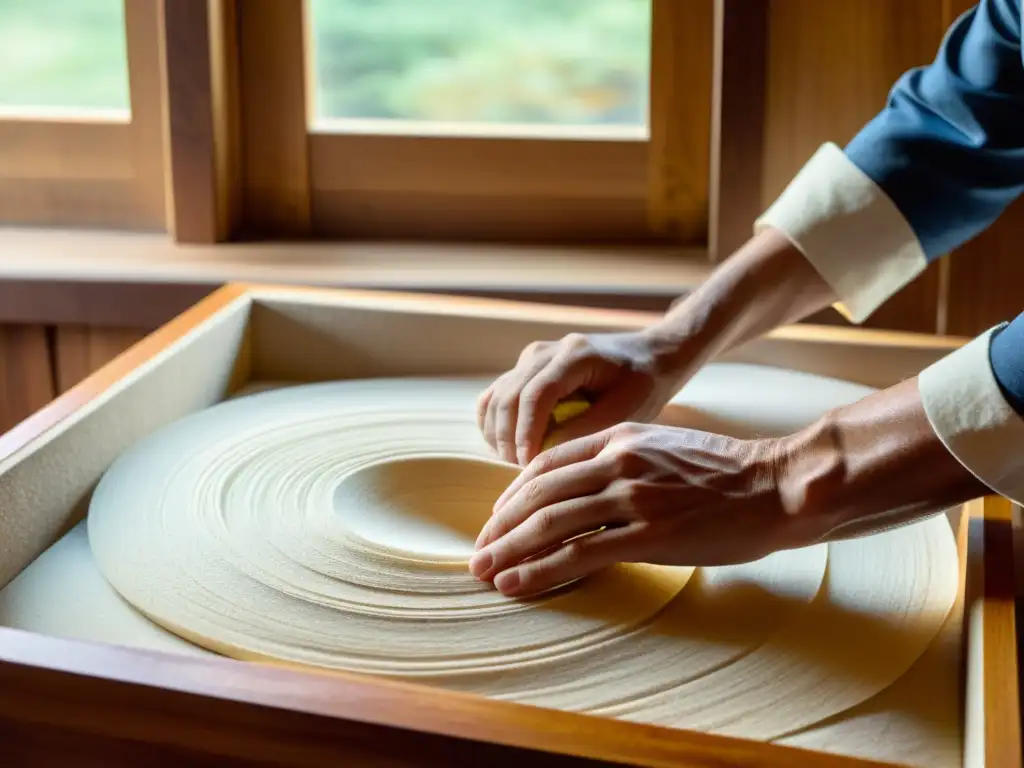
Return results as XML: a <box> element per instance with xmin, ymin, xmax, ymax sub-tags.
<box><xmin>520</xmin><ymin>478</ymin><xmax>545</xmax><ymax>507</ymax></box>
<box><xmin>532</xmin><ymin>508</ymin><xmax>557</xmax><ymax>535</ymax></box>
<box><xmin>618</xmin><ymin>480</ymin><xmax>645</xmax><ymax>510</ymax></box>
<box><xmin>608</xmin><ymin>445</ymin><xmax>641</xmax><ymax>476</ymax></box>
<box><xmin>614</xmin><ymin>421</ymin><xmax>645</xmax><ymax>439</ymax></box>
<box><xmin>494</xmin><ymin>397</ymin><xmax>515</xmax><ymax>424</ymax></box>
<box><xmin>531</xmin><ymin>450</ymin><xmax>556</xmax><ymax>473</ymax></box>
<box><xmin>561</xmin><ymin>332</ymin><xmax>591</xmax><ymax>354</ymax></box>
<box><xmin>519</xmin><ymin>340</ymin><xmax>551</xmax><ymax>362</ymax></box>
<box><xmin>561</xmin><ymin>538</ymin><xmax>588</xmax><ymax>565</ymax></box>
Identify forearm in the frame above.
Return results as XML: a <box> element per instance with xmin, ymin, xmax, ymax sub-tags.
<box><xmin>644</xmin><ymin>227</ymin><xmax>836</xmax><ymax>379</ymax></box>
<box><xmin>778</xmin><ymin>377</ymin><xmax>989</xmax><ymax>544</ymax></box>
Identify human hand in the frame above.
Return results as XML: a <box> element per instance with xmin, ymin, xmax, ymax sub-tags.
<box><xmin>469</xmin><ymin>422</ymin><xmax>823</xmax><ymax>598</ymax></box>
<box><xmin>477</xmin><ymin>330</ymin><xmax>685</xmax><ymax>466</ymax></box>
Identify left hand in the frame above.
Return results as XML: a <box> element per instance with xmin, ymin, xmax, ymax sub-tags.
<box><xmin>469</xmin><ymin>422</ymin><xmax>818</xmax><ymax>597</ymax></box>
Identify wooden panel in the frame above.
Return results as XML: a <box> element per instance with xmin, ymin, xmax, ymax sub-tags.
<box><xmin>0</xmin><ymin>627</ymin><xmax>885</xmax><ymax>768</ymax></box>
<box><xmin>945</xmin><ymin>201</ymin><xmax>1024</xmax><ymax>336</ymax></box>
<box><xmin>647</xmin><ymin>0</ymin><xmax>714</xmax><ymax>243</ymax></box>
<box><xmin>762</xmin><ymin>0</ymin><xmax>946</xmax><ymax>333</ymax></box>
<box><xmin>0</xmin><ymin>120</ymin><xmax>132</xmax><ymax>180</ymax></box>
<box><xmin>237</xmin><ymin>0</ymin><xmax>311</xmax><ymax>237</ymax></box>
<box><xmin>0</xmin><ymin>325</ymin><xmax>55</xmax><ymax>435</ymax></box>
<box><xmin>125</xmin><ymin>0</ymin><xmax>170</xmax><ymax>230</ymax></box>
<box><xmin>163</xmin><ymin>0</ymin><xmax>239</xmax><ymax>243</ymax></box>
<box><xmin>310</xmin><ymin>133</ymin><xmax>649</xmax><ymax>241</ymax></box>
<box><xmin>53</xmin><ymin>326</ymin><xmax>148</xmax><ymax>394</ymax></box>
<box><xmin>708</xmin><ymin>0</ymin><xmax>769</xmax><ymax>261</ymax></box>
<box><xmin>0</xmin><ymin>179</ymin><xmax>144</xmax><ymax>230</ymax></box>
<box><xmin>963</xmin><ymin>496</ymin><xmax>1023</xmax><ymax>768</ymax></box>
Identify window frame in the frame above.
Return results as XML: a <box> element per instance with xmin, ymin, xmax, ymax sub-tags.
<box><xmin>0</xmin><ymin>0</ymin><xmax>167</xmax><ymax>231</ymax></box>
<box><xmin>215</xmin><ymin>0</ymin><xmax>715</xmax><ymax>245</ymax></box>
<box><xmin>0</xmin><ymin>0</ymin><xmax>750</xmax><ymax>263</ymax></box>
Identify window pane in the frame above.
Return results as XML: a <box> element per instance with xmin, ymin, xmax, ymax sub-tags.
<box><xmin>310</xmin><ymin>0</ymin><xmax>651</xmax><ymax>128</ymax></box>
<box><xmin>0</xmin><ymin>0</ymin><xmax>129</xmax><ymax>112</ymax></box>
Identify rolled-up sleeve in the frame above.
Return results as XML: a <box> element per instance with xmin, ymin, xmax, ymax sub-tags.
<box><xmin>755</xmin><ymin>0</ymin><xmax>1024</xmax><ymax>504</ymax></box>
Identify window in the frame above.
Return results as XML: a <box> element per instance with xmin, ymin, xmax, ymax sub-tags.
<box><xmin>299</xmin><ymin>0</ymin><xmax>684</xmax><ymax>242</ymax></box>
<box><xmin>0</xmin><ymin>0</ymin><xmax>165</xmax><ymax>230</ymax></box>
<box><xmin>308</xmin><ymin>0</ymin><xmax>651</xmax><ymax>131</ymax></box>
<box><xmin>0</xmin><ymin>0</ymin><xmax>716</xmax><ymax>249</ymax></box>
<box><xmin>0</xmin><ymin>0</ymin><xmax>129</xmax><ymax>114</ymax></box>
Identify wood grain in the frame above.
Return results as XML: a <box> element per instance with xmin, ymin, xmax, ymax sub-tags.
<box><xmin>0</xmin><ymin>626</ymin><xmax>893</xmax><ymax>768</ymax></box>
<box><xmin>0</xmin><ymin>325</ymin><xmax>55</xmax><ymax>435</ymax></box>
<box><xmin>237</xmin><ymin>0</ymin><xmax>311</xmax><ymax>237</ymax></box>
<box><xmin>162</xmin><ymin>0</ymin><xmax>240</xmax><ymax>243</ymax></box>
<box><xmin>309</xmin><ymin>132</ymin><xmax>649</xmax><ymax>241</ymax></box>
<box><xmin>647</xmin><ymin>0</ymin><xmax>714</xmax><ymax>243</ymax></box>
<box><xmin>53</xmin><ymin>327</ymin><xmax>148</xmax><ymax>394</ymax></box>
<box><xmin>963</xmin><ymin>495</ymin><xmax>1023</xmax><ymax>768</ymax></box>
<box><xmin>0</xmin><ymin>285</ymin><xmax>249</xmax><ymax>463</ymax></box>
<box><xmin>945</xmin><ymin>197</ymin><xmax>1024</xmax><ymax>337</ymax></box>
<box><xmin>762</xmin><ymin>0</ymin><xmax>946</xmax><ymax>333</ymax></box>
<box><xmin>125</xmin><ymin>0</ymin><xmax>170</xmax><ymax>230</ymax></box>
<box><xmin>708</xmin><ymin>0</ymin><xmax>769</xmax><ymax>262</ymax></box>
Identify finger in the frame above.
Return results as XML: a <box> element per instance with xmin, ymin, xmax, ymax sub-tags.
<box><xmin>493</xmin><ymin>357</ymin><xmax>551</xmax><ymax>463</ymax></box>
<box><xmin>492</xmin><ymin>429</ymin><xmax>614</xmax><ymax>515</ymax></box>
<box><xmin>475</xmin><ymin>453</ymin><xmax>611</xmax><ymax>551</ymax></box>
<box><xmin>492</xmin><ymin>525</ymin><xmax>643</xmax><ymax>597</ymax></box>
<box><xmin>476</xmin><ymin>386</ymin><xmax>494</xmax><ymax>433</ymax></box>
<box><xmin>483</xmin><ymin>371</ymin><xmax>520</xmax><ymax>454</ymax></box>
<box><xmin>472</xmin><ymin>494</ymin><xmax>623</xmax><ymax>581</ymax></box>
<box><xmin>514</xmin><ymin>358</ymin><xmax>591</xmax><ymax>466</ymax></box>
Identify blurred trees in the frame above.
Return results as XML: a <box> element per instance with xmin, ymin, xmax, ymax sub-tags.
<box><xmin>0</xmin><ymin>0</ymin><xmax>650</xmax><ymax>126</ymax></box>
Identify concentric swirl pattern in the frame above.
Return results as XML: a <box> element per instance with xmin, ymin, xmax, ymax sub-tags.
<box><xmin>88</xmin><ymin>367</ymin><xmax>959</xmax><ymax>739</ymax></box>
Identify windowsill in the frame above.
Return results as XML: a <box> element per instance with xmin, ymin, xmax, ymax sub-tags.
<box><xmin>0</xmin><ymin>227</ymin><xmax>711</xmax><ymax>328</ymax></box>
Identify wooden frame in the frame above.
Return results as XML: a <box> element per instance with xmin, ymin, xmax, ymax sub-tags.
<box><xmin>0</xmin><ymin>283</ymin><xmax>1017</xmax><ymax>767</ymax></box>
<box><xmin>157</xmin><ymin>0</ymin><xmax>714</xmax><ymax>244</ymax></box>
<box><xmin>0</xmin><ymin>0</ymin><xmax>167</xmax><ymax>231</ymax></box>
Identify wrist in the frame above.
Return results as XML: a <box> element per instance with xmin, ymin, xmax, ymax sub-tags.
<box><xmin>644</xmin><ymin>227</ymin><xmax>836</xmax><ymax>378</ymax></box>
<box><xmin>774</xmin><ymin>378</ymin><xmax>989</xmax><ymax>543</ymax></box>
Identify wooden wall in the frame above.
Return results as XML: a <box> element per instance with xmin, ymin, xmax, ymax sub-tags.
<box><xmin>0</xmin><ymin>326</ymin><xmax>147</xmax><ymax>433</ymax></box>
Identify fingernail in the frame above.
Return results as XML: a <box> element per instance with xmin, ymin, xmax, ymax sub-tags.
<box><xmin>494</xmin><ymin>569</ymin><xmax>521</xmax><ymax>595</ymax></box>
<box><xmin>469</xmin><ymin>550</ymin><xmax>493</xmax><ymax>579</ymax></box>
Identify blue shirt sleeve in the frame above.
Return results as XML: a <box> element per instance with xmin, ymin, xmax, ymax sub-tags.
<box><xmin>992</xmin><ymin>313</ymin><xmax>1024</xmax><ymax>412</ymax></box>
<box><xmin>844</xmin><ymin>0</ymin><xmax>1024</xmax><ymax>415</ymax></box>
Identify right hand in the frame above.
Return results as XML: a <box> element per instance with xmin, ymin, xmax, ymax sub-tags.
<box><xmin>476</xmin><ymin>330</ymin><xmax>685</xmax><ymax>466</ymax></box>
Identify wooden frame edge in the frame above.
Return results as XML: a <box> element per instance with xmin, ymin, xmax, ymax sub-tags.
<box><xmin>163</xmin><ymin>0</ymin><xmax>240</xmax><ymax>242</ymax></box>
<box><xmin>963</xmin><ymin>495</ymin><xmax>1022</xmax><ymax>768</ymax></box>
<box><xmin>0</xmin><ymin>625</ymin><xmax>889</xmax><ymax>768</ymax></box>
<box><xmin>0</xmin><ymin>284</ymin><xmax>250</xmax><ymax>465</ymax></box>
<box><xmin>237</xmin><ymin>0</ymin><xmax>312</xmax><ymax>237</ymax></box>
<box><xmin>0</xmin><ymin>281</ymin><xmax>1001</xmax><ymax>767</ymax></box>
<box><xmin>647</xmin><ymin>0</ymin><xmax>714</xmax><ymax>243</ymax></box>
<box><xmin>707</xmin><ymin>0</ymin><xmax>768</xmax><ymax>262</ymax></box>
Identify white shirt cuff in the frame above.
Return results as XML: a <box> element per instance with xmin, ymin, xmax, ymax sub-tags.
<box><xmin>919</xmin><ymin>326</ymin><xmax>1024</xmax><ymax>506</ymax></box>
<box><xmin>754</xmin><ymin>143</ymin><xmax>928</xmax><ymax>324</ymax></box>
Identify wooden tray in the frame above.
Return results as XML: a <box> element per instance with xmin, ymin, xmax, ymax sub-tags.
<box><xmin>0</xmin><ymin>283</ymin><xmax>1017</xmax><ymax>767</ymax></box>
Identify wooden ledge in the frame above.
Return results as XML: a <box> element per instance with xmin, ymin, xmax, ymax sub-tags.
<box><xmin>0</xmin><ymin>227</ymin><xmax>710</xmax><ymax>328</ymax></box>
